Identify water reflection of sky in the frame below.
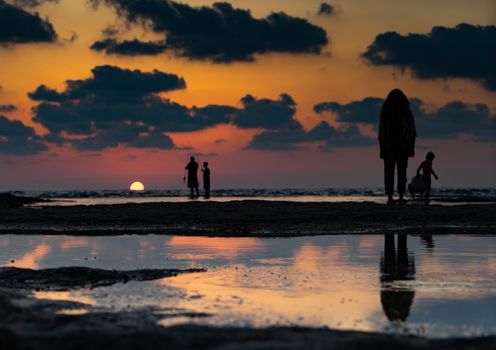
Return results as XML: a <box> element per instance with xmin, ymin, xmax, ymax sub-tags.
<box><xmin>1</xmin><ymin>234</ymin><xmax>496</xmax><ymax>337</ymax></box>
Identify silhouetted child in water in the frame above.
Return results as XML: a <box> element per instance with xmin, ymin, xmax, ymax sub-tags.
<box><xmin>202</xmin><ymin>162</ymin><xmax>211</xmax><ymax>199</ymax></box>
<box><xmin>417</xmin><ymin>152</ymin><xmax>439</xmax><ymax>205</ymax></box>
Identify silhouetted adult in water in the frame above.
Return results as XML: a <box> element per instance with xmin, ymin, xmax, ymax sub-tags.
<box><xmin>202</xmin><ymin>162</ymin><xmax>211</xmax><ymax>199</ymax></box>
<box><xmin>379</xmin><ymin>89</ymin><xmax>417</xmax><ymax>205</ymax></box>
<box><xmin>185</xmin><ymin>156</ymin><xmax>199</xmax><ymax>198</ymax></box>
<box><xmin>380</xmin><ymin>234</ymin><xmax>416</xmax><ymax>322</ymax></box>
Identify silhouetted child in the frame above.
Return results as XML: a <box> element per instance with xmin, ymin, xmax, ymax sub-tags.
<box><xmin>416</xmin><ymin>152</ymin><xmax>439</xmax><ymax>205</ymax></box>
<box><xmin>202</xmin><ymin>162</ymin><xmax>211</xmax><ymax>199</ymax></box>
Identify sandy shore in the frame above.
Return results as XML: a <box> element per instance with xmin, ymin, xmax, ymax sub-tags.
<box><xmin>0</xmin><ymin>198</ymin><xmax>494</xmax><ymax>235</ymax></box>
<box><xmin>1</xmin><ymin>266</ymin><xmax>494</xmax><ymax>350</ymax></box>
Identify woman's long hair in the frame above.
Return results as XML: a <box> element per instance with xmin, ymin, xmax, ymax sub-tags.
<box><xmin>380</xmin><ymin>89</ymin><xmax>410</xmax><ymax>125</ymax></box>
<box><xmin>378</xmin><ymin>89</ymin><xmax>416</xmax><ymax>158</ymax></box>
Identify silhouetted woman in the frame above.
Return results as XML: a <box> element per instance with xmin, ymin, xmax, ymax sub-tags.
<box><xmin>185</xmin><ymin>156</ymin><xmax>199</xmax><ymax>199</ymax></box>
<box><xmin>379</xmin><ymin>89</ymin><xmax>416</xmax><ymax>204</ymax></box>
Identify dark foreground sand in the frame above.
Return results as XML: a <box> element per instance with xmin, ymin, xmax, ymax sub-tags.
<box><xmin>0</xmin><ymin>196</ymin><xmax>494</xmax><ymax>235</ymax></box>
<box><xmin>1</xmin><ymin>266</ymin><xmax>494</xmax><ymax>350</ymax></box>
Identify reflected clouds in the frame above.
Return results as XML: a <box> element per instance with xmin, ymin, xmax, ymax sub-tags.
<box><xmin>166</xmin><ymin>236</ymin><xmax>265</xmax><ymax>261</ymax></box>
<box><xmin>11</xmin><ymin>242</ymin><xmax>51</xmax><ymax>269</ymax></box>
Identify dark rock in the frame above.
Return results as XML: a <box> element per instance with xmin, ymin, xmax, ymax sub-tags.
<box><xmin>0</xmin><ymin>266</ymin><xmax>205</xmax><ymax>291</ymax></box>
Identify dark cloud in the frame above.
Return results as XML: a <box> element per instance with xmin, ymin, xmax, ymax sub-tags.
<box><xmin>29</xmin><ymin>65</ymin><xmax>186</xmax><ymax>103</ymax></box>
<box><xmin>416</xmin><ymin>101</ymin><xmax>495</xmax><ymax>141</ymax></box>
<box><xmin>28</xmin><ymin>65</ymin><xmax>234</xmax><ymax>151</ymax></box>
<box><xmin>315</xmin><ymin>96</ymin><xmax>496</xmax><ymax>142</ymax></box>
<box><xmin>233</xmin><ymin>94</ymin><xmax>298</xmax><ymax>129</ymax></box>
<box><xmin>362</xmin><ymin>23</ymin><xmax>496</xmax><ymax>91</ymax></box>
<box><xmin>28</xmin><ymin>85</ymin><xmax>68</xmax><ymax>102</ymax></box>
<box><xmin>246</xmin><ymin>121</ymin><xmax>375</xmax><ymax>151</ymax></box>
<box><xmin>0</xmin><ymin>0</ymin><xmax>57</xmax><ymax>44</ymax></box>
<box><xmin>75</xmin><ymin>126</ymin><xmax>175</xmax><ymax>151</ymax></box>
<box><xmin>10</xmin><ymin>0</ymin><xmax>58</xmax><ymax>8</ymax></box>
<box><xmin>91</xmin><ymin>38</ymin><xmax>167</xmax><ymax>56</ymax></box>
<box><xmin>89</xmin><ymin>0</ymin><xmax>328</xmax><ymax>62</ymax></box>
<box><xmin>0</xmin><ymin>104</ymin><xmax>17</xmax><ymax>112</ymax></box>
<box><xmin>317</xmin><ymin>3</ymin><xmax>334</xmax><ymax>16</ymax></box>
<box><xmin>0</xmin><ymin>115</ymin><xmax>47</xmax><ymax>155</ymax></box>
<box><xmin>314</xmin><ymin>97</ymin><xmax>384</xmax><ymax>124</ymax></box>
<box><xmin>241</xmin><ymin>94</ymin><xmax>375</xmax><ymax>151</ymax></box>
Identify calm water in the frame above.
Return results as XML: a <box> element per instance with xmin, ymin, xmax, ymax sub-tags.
<box><xmin>1</xmin><ymin>234</ymin><xmax>495</xmax><ymax>337</ymax></box>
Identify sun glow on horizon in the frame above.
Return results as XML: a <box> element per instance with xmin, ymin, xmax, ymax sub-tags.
<box><xmin>130</xmin><ymin>181</ymin><xmax>145</xmax><ymax>192</ymax></box>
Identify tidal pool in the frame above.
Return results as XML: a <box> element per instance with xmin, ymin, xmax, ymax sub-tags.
<box><xmin>1</xmin><ymin>234</ymin><xmax>495</xmax><ymax>337</ymax></box>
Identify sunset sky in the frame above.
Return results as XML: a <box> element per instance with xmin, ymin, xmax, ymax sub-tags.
<box><xmin>0</xmin><ymin>0</ymin><xmax>494</xmax><ymax>190</ymax></box>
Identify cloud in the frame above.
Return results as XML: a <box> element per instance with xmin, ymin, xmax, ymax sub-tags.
<box><xmin>246</xmin><ymin>121</ymin><xmax>375</xmax><ymax>151</ymax></box>
<box><xmin>416</xmin><ymin>101</ymin><xmax>495</xmax><ymax>141</ymax></box>
<box><xmin>233</xmin><ymin>93</ymin><xmax>298</xmax><ymax>129</ymax></box>
<box><xmin>89</xmin><ymin>0</ymin><xmax>328</xmax><ymax>62</ymax></box>
<box><xmin>29</xmin><ymin>65</ymin><xmax>186</xmax><ymax>103</ymax></box>
<box><xmin>0</xmin><ymin>0</ymin><xmax>57</xmax><ymax>44</ymax></box>
<box><xmin>0</xmin><ymin>104</ymin><xmax>17</xmax><ymax>112</ymax></box>
<box><xmin>314</xmin><ymin>97</ymin><xmax>384</xmax><ymax>124</ymax></box>
<box><xmin>9</xmin><ymin>0</ymin><xmax>58</xmax><ymax>8</ymax></box>
<box><xmin>242</xmin><ymin>94</ymin><xmax>375</xmax><ymax>151</ymax></box>
<box><xmin>0</xmin><ymin>115</ymin><xmax>48</xmax><ymax>155</ymax></box>
<box><xmin>315</xmin><ymin>96</ymin><xmax>496</xmax><ymax>142</ymax></box>
<box><xmin>28</xmin><ymin>85</ymin><xmax>69</xmax><ymax>102</ymax></box>
<box><xmin>91</xmin><ymin>38</ymin><xmax>167</xmax><ymax>56</ymax></box>
<box><xmin>362</xmin><ymin>23</ymin><xmax>496</xmax><ymax>91</ymax></box>
<box><xmin>28</xmin><ymin>65</ymin><xmax>235</xmax><ymax>151</ymax></box>
<box><xmin>317</xmin><ymin>3</ymin><xmax>334</xmax><ymax>16</ymax></box>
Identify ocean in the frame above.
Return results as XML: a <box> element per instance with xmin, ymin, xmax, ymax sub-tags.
<box><xmin>9</xmin><ymin>187</ymin><xmax>496</xmax><ymax>206</ymax></box>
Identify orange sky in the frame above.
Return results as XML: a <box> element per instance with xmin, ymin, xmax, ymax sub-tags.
<box><xmin>0</xmin><ymin>0</ymin><xmax>495</xmax><ymax>189</ymax></box>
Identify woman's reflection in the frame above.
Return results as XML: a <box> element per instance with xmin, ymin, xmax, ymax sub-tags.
<box><xmin>380</xmin><ymin>234</ymin><xmax>416</xmax><ymax>322</ymax></box>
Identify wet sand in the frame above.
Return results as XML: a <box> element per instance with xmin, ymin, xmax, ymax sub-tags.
<box><xmin>0</xmin><ymin>266</ymin><xmax>494</xmax><ymax>350</ymax></box>
<box><xmin>0</xmin><ymin>198</ymin><xmax>494</xmax><ymax>235</ymax></box>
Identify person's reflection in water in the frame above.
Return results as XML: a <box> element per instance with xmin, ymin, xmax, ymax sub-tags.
<box><xmin>380</xmin><ymin>234</ymin><xmax>416</xmax><ymax>322</ymax></box>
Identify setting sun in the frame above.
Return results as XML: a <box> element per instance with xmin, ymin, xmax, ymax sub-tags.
<box><xmin>130</xmin><ymin>181</ymin><xmax>145</xmax><ymax>192</ymax></box>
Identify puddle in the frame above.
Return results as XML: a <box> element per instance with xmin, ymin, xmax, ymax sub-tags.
<box><xmin>1</xmin><ymin>234</ymin><xmax>496</xmax><ymax>337</ymax></box>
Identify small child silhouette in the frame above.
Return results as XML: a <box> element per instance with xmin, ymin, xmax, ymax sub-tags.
<box><xmin>417</xmin><ymin>152</ymin><xmax>439</xmax><ymax>205</ymax></box>
<box><xmin>202</xmin><ymin>162</ymin><xmax>211</xmax><ymax>199</ymax></box>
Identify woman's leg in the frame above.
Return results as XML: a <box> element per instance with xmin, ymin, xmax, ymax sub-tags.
<box><xmin>397</xmin><ymin>157</ymin><xmax>408</xmax><ymax>202</ymax></box>
<box><xmin>384</xmin><ymin>159</ymin><xmax>395</xmax><ymax>203</ymax></box>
